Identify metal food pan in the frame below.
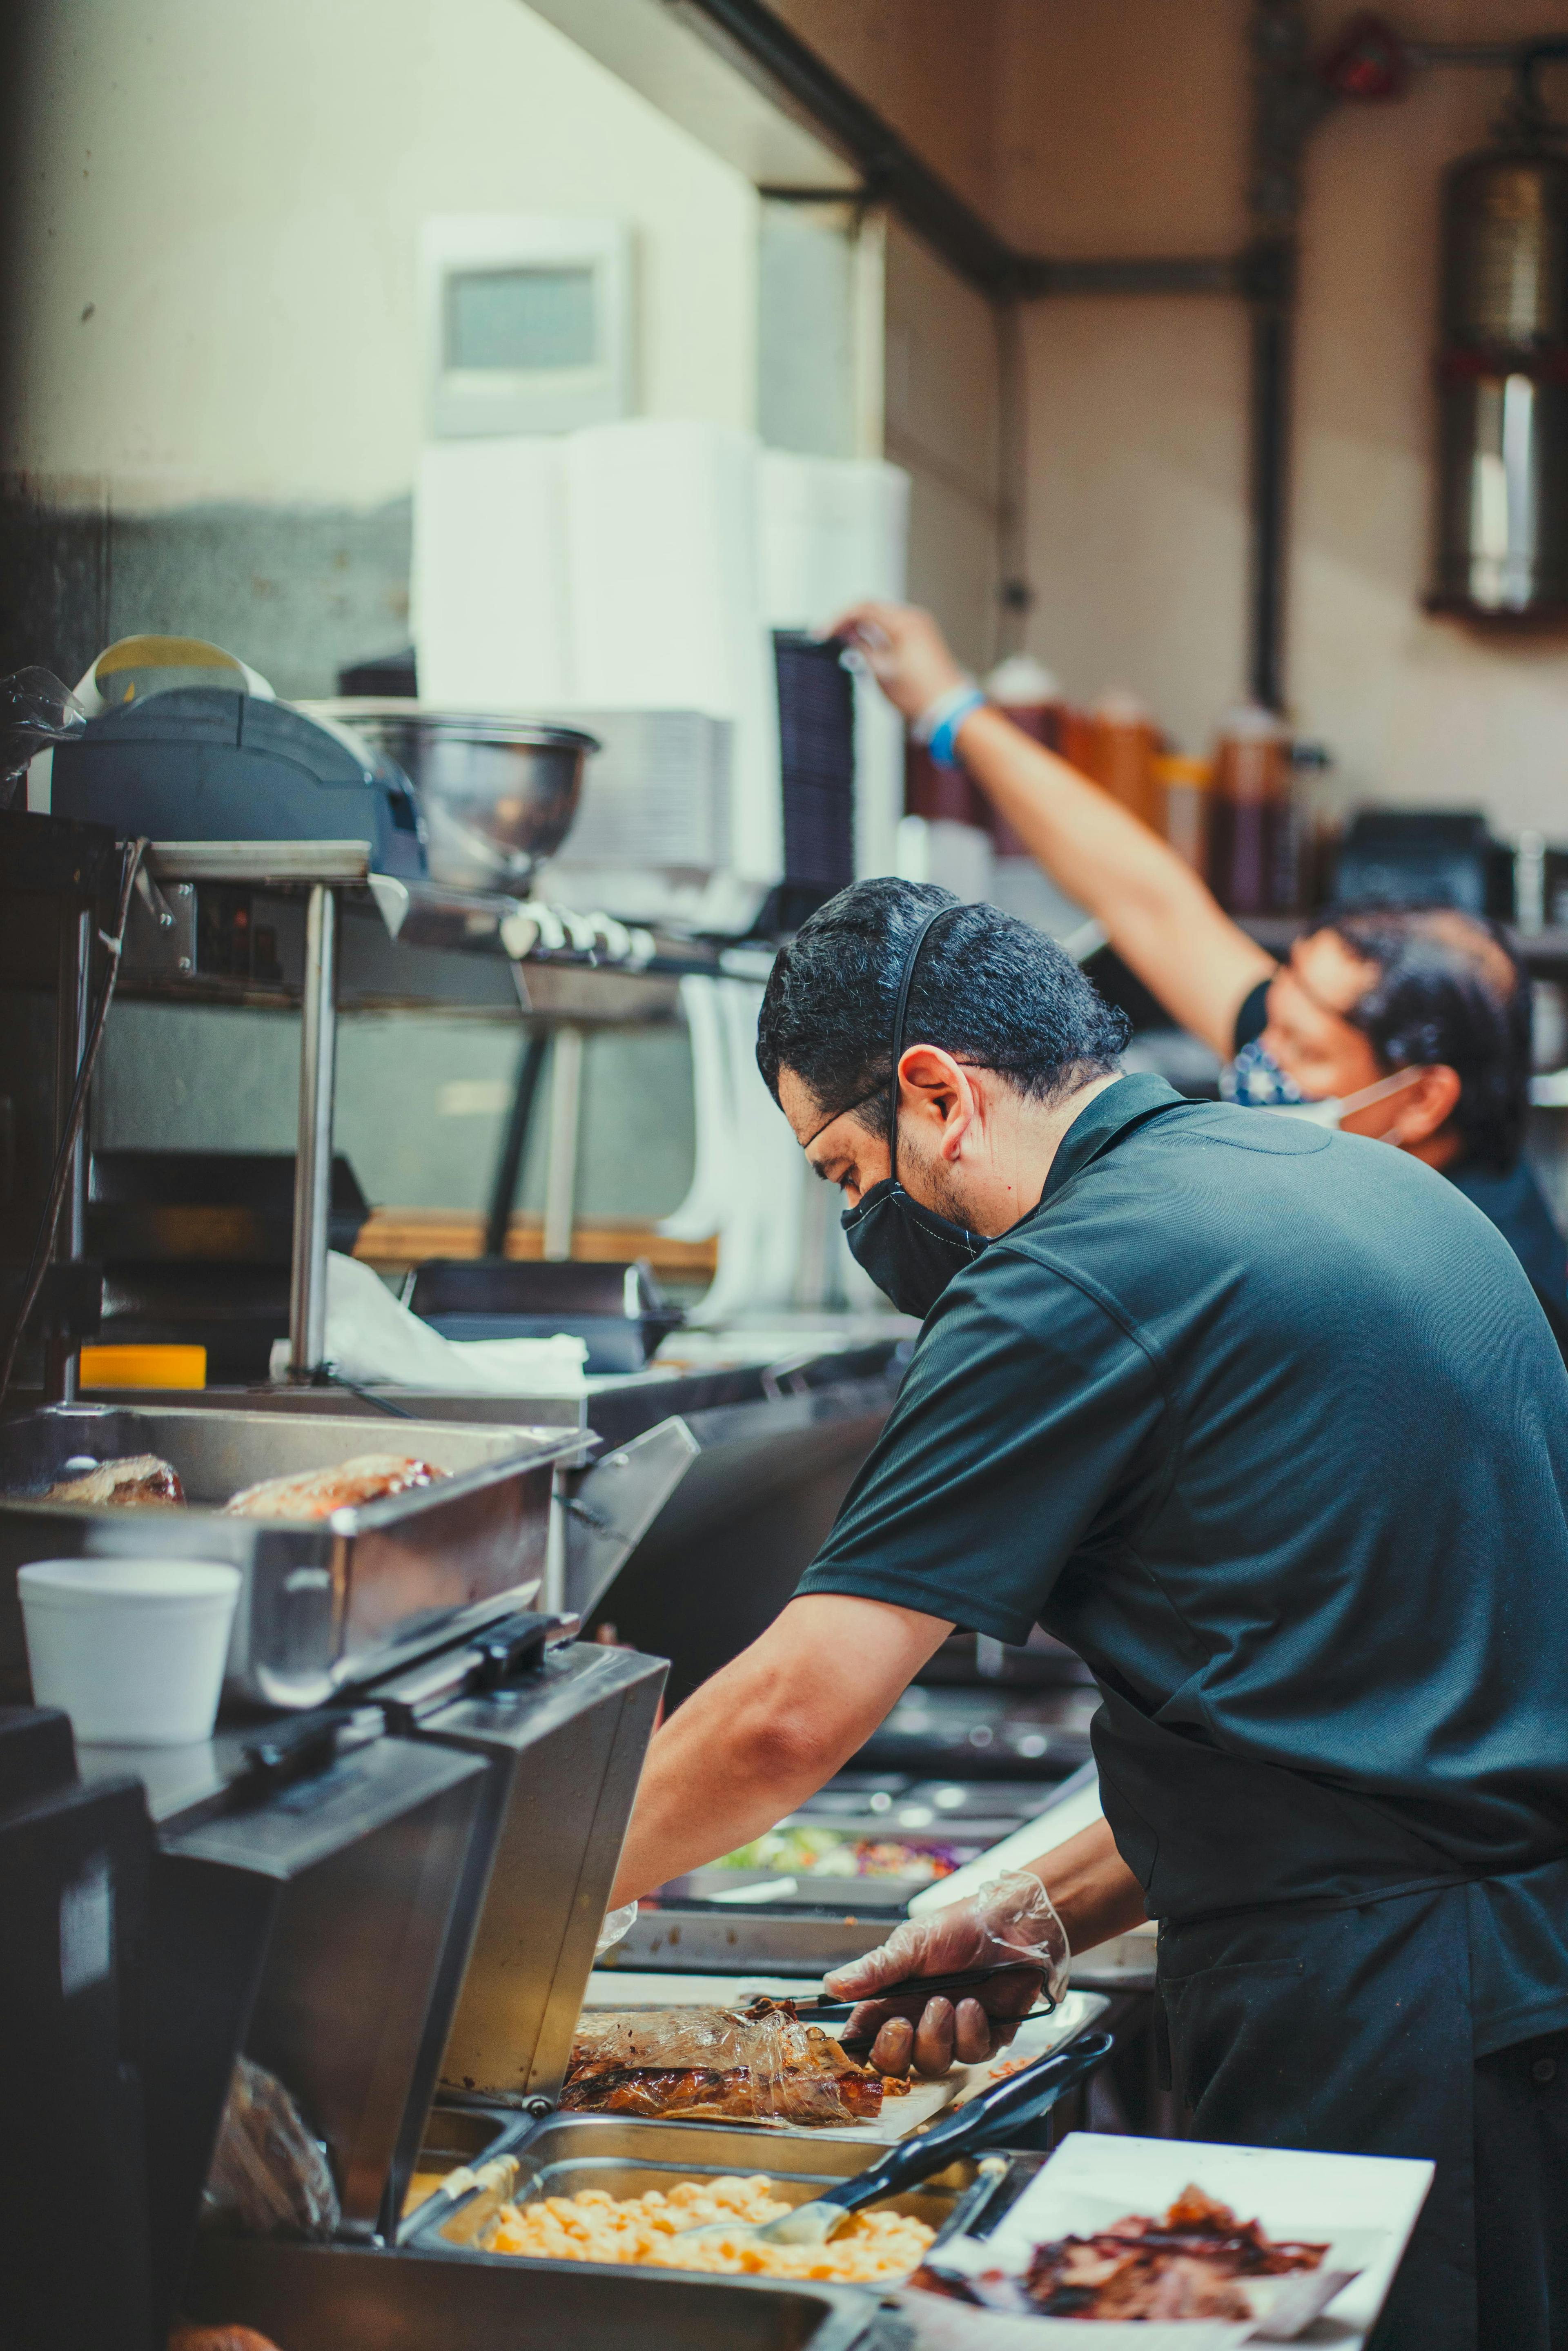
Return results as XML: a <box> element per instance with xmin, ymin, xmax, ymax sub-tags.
<box><xmin>421</xmin><ymin>2106</ymin><xmax>516</xmax><ymax>2166</ymax></box>
<box><xmin>0</xmin><ymin>1404</ymin><xmax>587</xmax><ymax>1708</ymax></box>
<box><xmin>662</xmin><ymin>1851</ymin><xmax>989</xmax><ymax>1912</ymax></box>
<box><xmin>411</xmin><ymin>2112</ymin><xmax>1041</xmax><ymax>2256</ymax></box>
<box><xmin>186</xmin><ymin>2234</ymin><xmax>889</xmax><ymax>2351</ymax></box>
<box><xmin>403</xmin><ymin>2106</ymin><xmax>519</xmax><ymax>2226</ymax></box>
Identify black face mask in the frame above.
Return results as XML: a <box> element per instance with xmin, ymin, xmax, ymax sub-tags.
<box><xmin>839</xmin><ymin>906</ymin><xmax>987</xmax><ymax>1319</ymax></box>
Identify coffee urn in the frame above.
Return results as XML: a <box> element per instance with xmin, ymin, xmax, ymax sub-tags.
<box><xmin>1432</xmin><ymin>97</ymin><xmax>1568</xmax><ymax>616</ymax></box>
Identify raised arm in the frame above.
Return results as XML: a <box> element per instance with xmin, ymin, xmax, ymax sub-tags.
<box><xmin>833</xmin><ymin>600</ymin><xmax>1275</xmax><ymax>1062</ymax></box>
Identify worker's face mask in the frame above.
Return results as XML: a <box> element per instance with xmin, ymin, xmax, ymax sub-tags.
<box><xmin>1221</xmin><ymin>1036</ymin><xmax>1310</xmax><ymax>1108</ymax></box>
<box><xmin>1223</xmin><ymin>1037</ymin><xmax>1424</xmax><ymax>1134</ymax></box>
<box><xmin>842</xmin><ymin>1179</ymin><xmax>986</xmax><ymax>1319</ymax></box>
<box><xmin>1261</xmin><ymin>1065</ymin><xmax>1425</xmax><ymax>1132</ymax></box>
<box><xmin>840</xmin><ymin>905</ymin><xmax>988</xmax><ymax>1320</ymax></box>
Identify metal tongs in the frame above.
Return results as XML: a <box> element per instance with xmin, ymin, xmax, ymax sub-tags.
<box><xmin>673</xmin><ymin>2030</ymin><xmax>1112</xmax><ymax>2255</ymax></box>
<box><xmin>795</xmin><ymin>1959</ymin><xmax>1054</xmax><ymax>2036</ymax></box>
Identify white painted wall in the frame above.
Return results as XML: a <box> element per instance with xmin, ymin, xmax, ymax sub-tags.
<box><xmin>3</xmin><ymin>0</ymin><xmax>758</xmax><ymax>509</ymax></box>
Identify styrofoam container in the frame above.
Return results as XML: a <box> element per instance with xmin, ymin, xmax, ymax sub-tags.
<box><xmin>19</xmin><ymin>1558</ymin><xmax>242</xmax><ymax>1745</ymax></box>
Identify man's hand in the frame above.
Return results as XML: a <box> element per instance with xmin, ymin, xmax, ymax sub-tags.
<box><xmin>821</xmin><ymin>1821</ymin><xmax>1149</xmax><ymax>2078</ymax></box>
<box><xmin>822</xmin><ymin>1870</ymin><xmax>1069</xmax><ymax>2078</ymax></box>
<box><xmin>828</xmin><ymin>600</ymin><xmax>968</xmax><ymax>722</ymax></box>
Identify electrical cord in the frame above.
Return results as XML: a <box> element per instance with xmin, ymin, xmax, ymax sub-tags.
<box><xmin>0</xmin><ymin>838</ymin><xmax>148</xmax><ymax>1411</ymax></box>
<box><xmin>310</xmin><ymin>1364</ymin><xmax>421</xmax><ymax>1420</ymax></box>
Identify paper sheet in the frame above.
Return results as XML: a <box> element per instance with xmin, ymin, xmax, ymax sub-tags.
<box><xmin>915</xmin><ymin>2131</ymin><xmax>1433</xmax><ymax>2347</ymax></box>
<box><xmin>267</xmin><ymin>1251</ymin><xmax>588</xmax><ymax>1395</ymax></box>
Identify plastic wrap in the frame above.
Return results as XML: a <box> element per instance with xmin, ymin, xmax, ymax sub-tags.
<box><xmin>201</xmin><ymin>2057</ymin><xmax>341</xmax><ymax>2239</ymax></box>
<box><xmin>560</xmin><ymin>2002</ymin><xmax>886</xmax><ymax>2126</ymax></box>
<box><xmin>594</xmin><ymin>1899</ymin><xmax>638</xmax><ymax>1956</ymax></box>
<box><xmin>0</xmin><ymin>667</ymin><xmax>87</xmax><ymax>809</ymax></box>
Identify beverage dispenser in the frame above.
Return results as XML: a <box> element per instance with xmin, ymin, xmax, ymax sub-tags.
<box><xmin>1431</xmin><ymin>83</ymin><xmax>1568</xmax><ymax>616</ymax></box>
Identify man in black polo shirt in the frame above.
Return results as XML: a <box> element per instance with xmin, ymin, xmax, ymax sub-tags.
<box><xmin>612</xmin><ymin>880</ymin><xmax>1568</xmax><ymax>2351</ymax></box>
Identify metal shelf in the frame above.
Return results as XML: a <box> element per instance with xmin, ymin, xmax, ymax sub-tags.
<box><xmin>116</xmin><ymin>840</ymin><xmax>773</xmax><ymax>1382</ymax></box>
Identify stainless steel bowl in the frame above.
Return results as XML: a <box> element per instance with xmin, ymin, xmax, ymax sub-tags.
<box><xmin>325</xmin><ymin>702</ymin><xmax>599</xmax><ymax>891</ymax></box>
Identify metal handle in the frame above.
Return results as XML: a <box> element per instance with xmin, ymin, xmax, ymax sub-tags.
<box><xmin>825</xmin><ymin>2031</ymin><xmax>1114</xmax><ymax>2217</ymax></box>
<box><xmin>240</xmin><ymin>1703</ymin><xmax>367</xmax><ymax>1787</ymax></box>
<box><xmin>805</xmin><ymin>1961</ymin><xmax>1047</xmax><ymax>2024</ymax></box>
<box><xmin>375</xmin><ymin>1611</ymin><xmax>579</xmax><ymax>1725</ymax></box>
<box><xmin>469</xmin><ymin>1609</ymin><xmax>579</xmax><ymax>1689</ymax></box>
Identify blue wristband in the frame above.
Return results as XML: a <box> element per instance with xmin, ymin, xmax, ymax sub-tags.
<box><xmin>924</xmin><ymin>686</ymin><xmax>986</xmax><ymax>770</ymax></box>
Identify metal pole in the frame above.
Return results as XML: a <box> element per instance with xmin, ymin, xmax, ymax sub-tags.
<box><xmin>1247</xmin><ymin>292</ymin><xmax>1293</xmax><ymax>711</ymax></box>
<box><xmin>541</xmin><ymin>1025</ymin><xmax>585</xmax><ymax>1264</ymax></box>
<box><xmin>288</xmin><ymin>885</ymin><xmax>339</xmax><ymax>1376</ymax></box>
<box><xmin>47</xmin><ymin>907</ymin><xmax>94</xmax><ymax>1404</ymax></box>
<box><xmin>483</xmin><ymin>1031</ymin><xmax>549</xmax><ymax>1259</ymax></box>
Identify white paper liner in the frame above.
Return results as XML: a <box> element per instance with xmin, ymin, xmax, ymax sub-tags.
<box><xmin>919</xmin><ymin>2195</ymin><xmax>1379</xmax><ymax>2340</ymax></box>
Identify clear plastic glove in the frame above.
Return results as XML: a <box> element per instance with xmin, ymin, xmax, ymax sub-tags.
<box><xmin>595</xmin><ymin>1900</ymin><xmax>637</xmax><ymax>1957</ymax></box>
<box><xmin>821</xmin><ymin>1869</ymin><xmax>1070</xmax><ymax>2079</ymax></box>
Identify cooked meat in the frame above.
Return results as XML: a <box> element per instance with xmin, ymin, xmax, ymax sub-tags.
<box><xmin>562</xmin><ymin>2006</ymin><xmax>886</xmax><ymax>2126</ymax></box>
<box><xmin>558</xmin><ymin>2063</ymin><xmax>885</xmax><ymax>2125</ymax></box>
<box><xmin>46</xmin><ymin>1454</ymin><xmax>185</xmax><ymax>1507</ymax></box>
<box><xmin>223</xmin><ymin>1454</ymin><xmax>446</xmax><ymax>1520</ymax></box>
<box><xmin>1022</xmin><ymin>2184</ymin><xmax>1327</xmax><ymax>2322</ymax></box>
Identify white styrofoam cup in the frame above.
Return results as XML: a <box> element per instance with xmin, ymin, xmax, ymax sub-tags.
<box><xmin>19</xmin><ymin>1558</ymin><xmax>242</xmax><ymax>1746</ymax></box>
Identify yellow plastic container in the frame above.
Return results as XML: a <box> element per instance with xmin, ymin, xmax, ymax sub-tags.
<box><xmin>79</xmin><ymin>1344</ymin><xmax>207</xmax><ymax>1390</ymax></box>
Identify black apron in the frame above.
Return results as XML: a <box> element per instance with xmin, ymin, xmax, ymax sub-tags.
<box><xmin>1094</xmin><ymin>1689</ymin><xmax>1568</xmax><ymax>2351</ymax></box>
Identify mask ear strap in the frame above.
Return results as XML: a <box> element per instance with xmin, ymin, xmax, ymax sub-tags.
<box><xmin>889</xmin><ymin>904</ymin><xmax>960</xmax><ymax>1185</ymax></box>
<box><xmin>1340</xmin><ymin>1064</ymin><xmax>1428</xmax><ymax>1118</ymax></box>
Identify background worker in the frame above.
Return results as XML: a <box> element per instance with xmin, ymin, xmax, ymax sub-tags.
<box><xmin>833</xmin><ymin>599</ymin><xmax>1565</xmax><ymax>1307</ymax></box>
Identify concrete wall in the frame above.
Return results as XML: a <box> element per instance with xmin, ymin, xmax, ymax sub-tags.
<box><xmin>0</xmin><ymin>0</ymin><xmax>759</xmax><ymax>690</ymax></box>
<box><xmin>885</xmin><ymin>222</ymin><xmax>1002</xmax><ymax>673</ymax></box>
<box><xmin>996</xmin><ymin>0</ymin><xmax>1568</xmax><ymax>833</ymax></box>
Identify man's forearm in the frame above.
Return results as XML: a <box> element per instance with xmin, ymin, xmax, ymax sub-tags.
<box><xmin>609</xmin><ymin>1665</ymin><xmax>836</xmax><ymax>1905</ymax></box>
<box><xmin>1025</xmin><ymin>1818</ymin><xmax>1148</xmax><ymax>1954</ymax></box>
<box><xmin>611</xmin><ymin>1595</ymin><xmax>954</xmax><ymax>1906</ymax></box>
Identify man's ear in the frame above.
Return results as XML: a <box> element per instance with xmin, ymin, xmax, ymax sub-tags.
<box><xmin>897</xmin><ymin>1046</ymin><xmax>976</xmax><ymax>1156</ymax></box>
<box><xmin>1393</xmin><ymin>1064</ymin><xmax>1461</xmax><ymax>1146</ymax></box>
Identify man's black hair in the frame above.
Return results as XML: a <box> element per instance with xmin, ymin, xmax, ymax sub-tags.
<box><xmin>1325</xmin><ymin>904</ymin><xmax>1532</xmax><ymax>1172</ymax></box>
<box><xmin>756</xmin><ymin>878</ymin><xmax>1130</xmax><ymax>1136</ymax></box>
